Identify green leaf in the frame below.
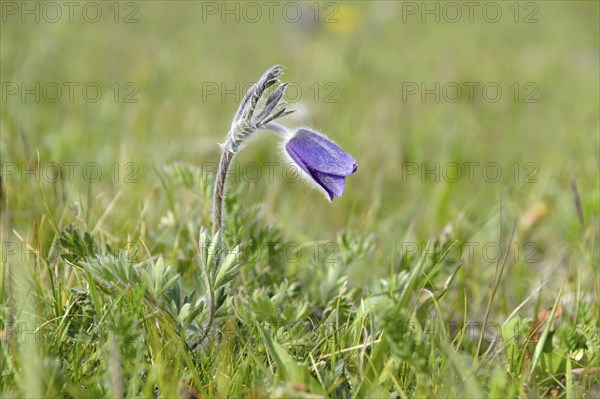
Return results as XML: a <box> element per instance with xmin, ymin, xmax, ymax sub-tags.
<box><xmin>528</xmin><ymin>285</ymin><xmax>564</xmax><ymax>383</ymax></box>
<box><xmin>259</xmin><ymin>326</ymin><xmax>326</xmax><ymax>395</ymax></box>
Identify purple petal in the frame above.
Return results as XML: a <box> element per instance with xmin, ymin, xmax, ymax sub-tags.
<box><xmin>311</xmin><ymin>170</ymin><xmax>347</xmax><ymax>200</ymax></box>
<box><xmin>286</xmin><ymin>129</ymin><xmax>356</xmax><ymax>176</ymax></box>
<box><xmin>287</xmin><ymin>143</ymin><xmax>347</xmax><ymax>200</ymax></box>
<box><xmin>285</xmin><ymin>141</ymin><xmax>312</xmax><ymax>177</ymax></box>
<box><xmin>285</xmin><ymin>128</ymin><xmax>356</xmax><ymax>200</ymax></box>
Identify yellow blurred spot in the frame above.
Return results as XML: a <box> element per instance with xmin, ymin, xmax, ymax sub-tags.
<box><xmin>126</xmin><ymin>242</ymin><xmax>135</xmax><ymax>256</ymax></box>
<box><xmin>327</xmin><ymin>5</ymin><xmax>361</xmax><ymax>34</ymax></box>
<box><xmin>520</xmin><ymin>201</ymin><xmax>550</xmax><ymax>232</ymax></box>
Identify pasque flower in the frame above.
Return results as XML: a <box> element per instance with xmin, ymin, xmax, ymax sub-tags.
<box><xmin>285</xmin><ymin>129</ymin><xmax>357</xmax><ymax>201</ymax></box>
<box><xmin>211</xmin><ymin>65</ymin><xmax>356</xmax><ymax>233</ymax></box>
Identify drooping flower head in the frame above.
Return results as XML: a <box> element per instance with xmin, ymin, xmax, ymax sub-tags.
<box><xmin>284</xmin><ymin>128</ymin><xmax>357</xmax><ymax>201</ymax></box>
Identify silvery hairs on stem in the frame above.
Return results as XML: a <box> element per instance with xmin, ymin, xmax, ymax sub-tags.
<box><xmin>212</xmin><ymin>65</ymin><xmax>294</xmax><ymax>235</ymax></box>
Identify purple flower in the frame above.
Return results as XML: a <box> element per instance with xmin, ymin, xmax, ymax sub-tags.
<box><xmin>285</xmin><ymin>129</ymin><xmax>357</xmax><ymax>201</ymax></box>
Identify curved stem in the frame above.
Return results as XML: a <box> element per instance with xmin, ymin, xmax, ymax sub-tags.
<box><xmin>263</xmin><ymin>121</ymin><xmax>292</xmax><ymax>137</ymax></box>
<box><xmin>212</xmin><ymin>146</ymin><xmax>234</xmax><ymax>235</ymax></box>
<box><xmin>211</xmin><ymin>123</ymin><xmax>291</xmax><ymax>235</ymax></box>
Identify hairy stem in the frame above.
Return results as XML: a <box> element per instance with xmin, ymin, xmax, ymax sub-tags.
<box><xmin>211</xmin><ymin>123</ymin><xmax>289</xmax><ymax>235</ymax></box>
<box><xmin>212</xmin><ymin>145</ymin><xmax>234</xmax><ymax>235</ymax></box>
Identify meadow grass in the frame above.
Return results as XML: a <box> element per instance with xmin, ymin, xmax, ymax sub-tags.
<box><xmin>1</xmin><ymin>1</ymin><xmax>599</xmax><ymax>397</ymax></box>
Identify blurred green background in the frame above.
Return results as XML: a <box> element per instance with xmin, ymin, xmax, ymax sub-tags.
<box><xmin>1</xmin><ymin>1</ymin><xmax>598</xmax><ymax>309</ymax></box>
